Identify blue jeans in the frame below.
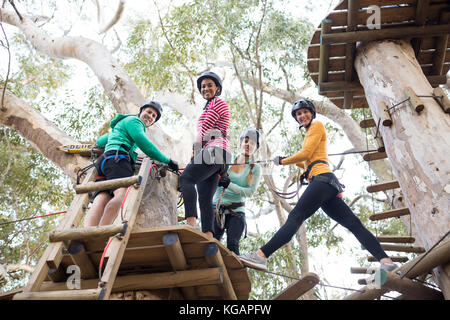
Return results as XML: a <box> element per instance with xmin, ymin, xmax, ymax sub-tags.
<box><xmin>260</xmin><ymin>173</ymin><xmax>389</xmax><ymax>261</ymax></box>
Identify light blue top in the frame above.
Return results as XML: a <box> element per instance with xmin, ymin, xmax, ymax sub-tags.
<box><xmin>213</xmin><ymin>155</ymin><xmax>261</xmax><ymax>214</ymax></box>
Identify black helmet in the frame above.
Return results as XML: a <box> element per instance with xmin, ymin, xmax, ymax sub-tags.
<box><xmin>139</xmin><ymin>101</ymin><xmax>162</xmax><ymax>123</ymax></box>
<box><xmin>197</xmin><ymin>71</ymin><xmax>222</xmax><ymax>96</ymax></box>
<box><xmin>291</xmin><ymin>99</ymin><xmax>316</xmax><ymax>122</ymax></box>
<box><xmin>240</xmin><ymin>128</ymin><xmax>261</xmax><ymax>149</ymax></box>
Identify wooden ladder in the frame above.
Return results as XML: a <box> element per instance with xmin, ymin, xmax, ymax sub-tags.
<box><xmin>13</xmin><ymin>158</ymin><xmax>152</xmax><ymax>300</ymax></box>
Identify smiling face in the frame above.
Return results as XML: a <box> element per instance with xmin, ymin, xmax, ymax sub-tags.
<box><xmin>201</xmin><ymin>78</ymin><xmax>219</xmax><ymax>100</ymax></box>
<box><xmin>240</xmin><ymin>137</ymin><xmax>258</xmax><ymax>157</ymax></box>
<box><xmin>295</xmin><ymin>108</ymin><xmax>313</xmax><ymax>127</ymax></box>
<box><xmin>139</xmin><ymin>107</ymin><xmax>158</xmax><ymax>127</ymax></box>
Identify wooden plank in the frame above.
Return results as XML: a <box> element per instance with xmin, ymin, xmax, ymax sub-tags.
<box><xmin>335</xmin><ymin>0</ymin><xmax>418</xmax><ymax>10</ymax></box>
<box><xmin>308</xmin><ymin>44</ymin><xmax>347</xmax><ymax>59</ymax></box>
<box><xmin>74</xmin><ymin>175</ymin><xmax>141</xmax><ymax>194</ymax></box>
<box><xmin>67</xmin><ymin>241</ymin><xmax>97</xmax><ymax>279</ymax></box>
<box><xmin>331</xmin><ymin>96</ymin><xmax>369</xmax><ymax>109</ymax></box>
<box><xmin>162</xmin><ymin>232</ymin><xmax>197</xmax><ymax>299</ymax></box>
<box><xmin>49</xmin><ymin>224</ymin><xmax>126</xmax><ymax>243</ymax></box>
<box><xmin>23</xmin><ymin>167</ymin><xmax>97</xmax><ymax>292</ymax></box>
<box><xmin>381</xmin><ymin>244</ymin><xmax>426</xmax><ymax>254</ymax></box>
<box><xmin>13</xmin><ymin>289</ymin><xmax>104</xmax><ymax>300</ymax></box>
<box><xmin>98</xmin><ymin>158</ymin><xmax>151</xmax><ymax>300</ymax></box>
<box><xmin>308</xmin><ymin>57</ymin><xmax>346</xmax><ymax>73</ymax></box>
<box><xmin>368</xmin><ymin>256</ymin><xmax>409</xmax><ymax>263</ymax></box>
<box><xmin>366</xmin><ymin>180</ymin><xmax>399</xmax><ymax>193</ymax></box>
<box><xmin>319</xmin><ymin>19</ymin><xmax>332</xmax><ymax>84</ymax></box>
<box><xmin>432</xmin><ymin>7</ymin><xmax>450</xmax><ymax>75</ymax></box>
<box><xmin>321</xmin><ymin>24</ymin><xmax>450</xmax><ymax>45</ymax></box>
<box><xmin>377</xmin><ymin>236</ymin><xmax>416</xmax><ymax>244</ymax></box>
<box><xmin>204</xmin><ymin>243</ymin><xmax>237</xmax><ymax>300</ymax></box>
<box><xmin>370</xmin><ymin>207</ymin><xmax>410</xmax><ymax>221</ymax></box>
<box><xmin>272</xmin><ymin>273</ymin><xmax>320</xmax><ymax>300</ymax></box>
<box><xmin>363</xmin><ymin>151</ymin><xmax>387</xmax><ymax>162</ymax></box>
<box><xmin>47</xmin><ymin>265</ymin><xmax>67</xmax><ymax>282</ymax></box>
<box><xmin>318</xmin><ymin>81</ymin><xmax>363</xmax><ymax>93</ymax></box>
<box><xmin>360</xmin><ymin>118</ymin><xmax>376</xmax><ymax>128</ymax></box>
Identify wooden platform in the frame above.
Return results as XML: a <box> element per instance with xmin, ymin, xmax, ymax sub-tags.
<box><xmin>307</xmin><ymin>0</ymin><xmax>450</xmax><ymax>109</ymax></box>
<box><xmin>38</xmin><ymin>225</ymin><xmax>251</xmax><ymax>300</ymax></box>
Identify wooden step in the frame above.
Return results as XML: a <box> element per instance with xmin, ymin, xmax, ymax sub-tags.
<box><xmin>13</xmin><ymin>288</ymin><xmax>104</xmax><ymax>300</ymax></box>
<box><xmin>272</xmin><ymin>272</ymin><xmax>320</xmax><ymax>300</ymax></box>
<box><xmin>49</xmin><ymin>223</ymin><xmax>127</xmax><ymax>243</ymax></box>
<box><xmin>366</xmin><ymin>180</ymin><xmax>399</xmax><ymax>193</ymax></box>
<box><xmin>363</xmin><ymin>151</ymin><xmax>387</xmax><ymax>162</ymax></box>
<box><xmin>368</xmin><ymin>256</ymin><xmax>409</xmax><ymax>263</ymax></box>
<box><xmin>74</xmin><ymin>175</ymin><xmax>142</xmax><ymax>194</ymax></box>
<box><xmin>370</xmin><ymin>207</ymin><xmax>410</xmax><ymax>221</ymax></box>
<box><xmin>359</xmin><ymin>118</ymin><xmax>376</xmax><ymax>128</ymax></box>
<box><xmin>381</xmin><ymin>244</ymin><xmax>426</xmax><ymax>254</ymax></box>
<box><xmin>350</xmin><ymin>267</ymin><xmax>375</xmax><ymax>274</ymax></box>
<box><xmin>377</xmin><ymin>236</ymin><xmax>415</xmax><ymax>244</ymax></box>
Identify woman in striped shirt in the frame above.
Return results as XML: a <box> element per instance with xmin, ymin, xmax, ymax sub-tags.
<box><xmin>179</xmin><ymin>71</ymin><xmax>232</xmax><ymax>238</ymax></box>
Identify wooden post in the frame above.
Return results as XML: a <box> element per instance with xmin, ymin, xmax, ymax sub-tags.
<box><xmin>162</xmin><ymin>232</ymin><xmax>197</xmax><ymax>299</ymax></box>
<box><xmin>370</xmin><ymin>207</ymin><xmax>410</xmax><ymax>221</ymax></box>
<box><xmin>204</xmin><ymin>243</ymin><xmax>237</xmax><ymax>300</ymax></box>
<box><xmin>49</xmin><ymin>223</ymin><xmax>127</xmax><ymax>243</ymax></box>
<box><xmin>404</xmin><ymin>87</ymin><xmax>425</xmax><ymax>114</ymax></box>
<box><xmin>74</xmin><ymin>175</ymin><xmax>141</xmax><ymax>194</ymax></box>
<box><xmin>272</xmin><ymin>273</ymin><xmax>320</xmax><ymax>300</ymax></box>
<box><xmin>366</xmin><ymin>180</ymin><xmax>399</xmax><ymax>193</ymax></box>
<box><xmin>359</xmin><ymin>118</ymin><xmax>376</xmax><ymax>128</ymax></box>
<box><xmin>318</xmin><ymin>19</ymin><xmax>332</xmax><ymax>92</ymax></box>
<box><xmin>378</xmin><ymin>102</ymin><xmax>393</xmax><ymax>127</ymax></box>
<box><xmin>67</xmin><ymin>241</ymin><xmax>97</xmax><ymax>279</ymax></box>
<box><xmin>363</xmin><ymin>151</ymin><xmax>387</xmax><ymax>162</ymax></box>
<box><xmin>433</xmin><ymin>86</ymin><xmax>450</xmax><ymax>113</ymax></box>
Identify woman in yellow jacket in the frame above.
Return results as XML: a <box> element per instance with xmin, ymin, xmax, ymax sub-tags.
<box><xmin>240</xmin><ymin>99</ymin><xmax>397</xmax><ymax>272</ymax></box>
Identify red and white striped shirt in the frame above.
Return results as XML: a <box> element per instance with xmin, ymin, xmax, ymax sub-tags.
<box><xmin>195</xmin><ymin>97</ymin><xmax>231</xmax><ymax>154</ymax></box>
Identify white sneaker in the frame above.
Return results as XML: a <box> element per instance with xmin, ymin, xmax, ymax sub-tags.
<box><xmin>239</xmin><ymin>252</ymin><xmax>268</xmax><ymax>271</ymax></box>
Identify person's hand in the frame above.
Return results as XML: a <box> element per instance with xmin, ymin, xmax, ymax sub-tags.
<box><xmin>168</xmin><ymin>159</ymin><xmax>179</xmax><ymax>172</ymax></box>
<box><xmin>218</xmin><ymin>174</ymin><xmax>231</xmax><ymax>188</ymax></box>
<box><xmin>273</xmin><ymin>156</ymin><xmax>286</xmax><ymax>166</ymax></box>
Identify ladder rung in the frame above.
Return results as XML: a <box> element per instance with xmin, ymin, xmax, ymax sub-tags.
<box><xmin>370</xmin><ymin>207</ymin><xmax>410</xmax><ymax>221</ymax></box>
<box><xmin>368</xmin><ymin>256</ymin><xmax>409</xmax><ymax>263</ymax></box>
<box><xmin>13</xmin><ymin>288</ymin><xmax>104</xmax><ymax>300</ymax></box>
<box><xmin>377</xmin><ymin>236</ymin><xmax>415</xmax><ymax>244</ymax></box>
<box><xmin>49</xmin><ymin>223</ymin><xmax>127</xmax><ymax>243</ymax></box>
<box><xmin>381</xmin><ymin>244</ymin><xmax>426</xmax><ymax>254</ymax></box>
<box><xmin>366</xmin><ymin>180</ymin><xmax>399</xmax><ymax>193</ymax></box>
<box><xmin>74</xmin><ymin>175</ymin><xmax>142</xmax><ymax>194</ymax></box>
<box><xmin>360</xmin><ymin>118</ymin><xmax>376</xmax><ymax>128</ymax></box>
<box><xmin>350</xmin><ymin>267</ymin><xmax>375</xmax><ymax>274</ymax></box>
<box><xmin>363</xmin><ymin>151</ymin><xmax>387</xmax><ymax>162</ymax></box>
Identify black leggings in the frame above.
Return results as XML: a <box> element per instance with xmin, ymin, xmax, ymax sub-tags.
<box><xmin>214</xmin><ymin>213</ymin><xmax>246</xmax><ymax>255</ymax></box>
<box><xmin>260</xmin><ymin>173</ymin><xmax>389</xmax><ymax>261</ymax></box>
<box><xmin>179</xmin><ymin>147</ymin><xmax>229</xmax><ymax>233</ymax></box>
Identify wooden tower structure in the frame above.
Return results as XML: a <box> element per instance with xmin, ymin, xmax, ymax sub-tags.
<box><xmin>307</xmin><ymin>0</ymin><xmax>450</xmax><ymax>299</ymax></box>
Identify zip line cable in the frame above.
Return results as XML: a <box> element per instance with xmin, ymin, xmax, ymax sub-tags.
<box><xmin>0</xmin><ymin>210</ymin><xmax>67</xmax><ymax>227</ymax></box>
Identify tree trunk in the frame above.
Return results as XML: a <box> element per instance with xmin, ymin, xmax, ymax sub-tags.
<box><xmin>355</xmin><ymin>39</ymin><xmax>450</xmax><ymax>298</ymax></box>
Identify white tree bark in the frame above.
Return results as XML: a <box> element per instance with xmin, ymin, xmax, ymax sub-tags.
<box><xmin>355</xmin><ymin>39</ymin><xmax>450</xmax><ymax>297</ymax></box>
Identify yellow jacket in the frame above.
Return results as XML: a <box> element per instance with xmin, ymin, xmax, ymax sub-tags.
<box><xmin>280</xmin><ymin>121</ymin><xmax>331</xmax><ymax>179</ymax></box>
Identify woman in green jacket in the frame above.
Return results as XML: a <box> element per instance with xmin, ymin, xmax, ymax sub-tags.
<box><xmin>213</xmin><ymin>128</ymin><xmax>261</xmax><ymax>255</ymax></box>
<box><xmin>84</xmin><ymin>101</ymin><xmax>179</xmax><ymax>227</ymax></box>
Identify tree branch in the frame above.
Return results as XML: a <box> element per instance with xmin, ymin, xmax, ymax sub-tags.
<box><xmin>99</xmin><ymin>0</ymin><xmax>126</xmax><ymax>34</ymax></box>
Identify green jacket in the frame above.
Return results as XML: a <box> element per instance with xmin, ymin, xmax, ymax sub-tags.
<box><xmin>96</xmin><ymin>114</ymin><xmax>170</xmax><ymax>164</ymax></box>
<box><xmin>213</xmin><ymin>155</ymin><xmax>261</xmax><ymax>214</ymax></box>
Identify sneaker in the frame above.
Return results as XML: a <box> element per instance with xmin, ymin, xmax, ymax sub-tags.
<box><xmin>239</xmin><ymin>251</ymin><xmax>268</xmax><ymax>271</ymax></box>
<box><xmin>380</xmin><ymin>262</ymin><xmax>398</xmax><ymax>272</ymax></box>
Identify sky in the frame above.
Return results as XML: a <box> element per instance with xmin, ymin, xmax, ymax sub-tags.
<box><xmin>0</xmin><ymin>0</ymin><xmax>404</xmax><ymax>299</ymax></box>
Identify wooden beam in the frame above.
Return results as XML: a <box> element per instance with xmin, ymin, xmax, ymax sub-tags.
<box><xmin>74</xmin><ymin>175</ymin><xmax>142</xmax><ymax>194</ymax></box>
<box><xmin>320</xmin><ymin>24</ymin><xmax>450</xmax><ymax>45</ymax></box>
<box><xmin>318</xmin><ymin>81</ymin><xmax>362</xmax><ymax>93</ymax></box>
<box><xmin>368</xmin><ymin>256</ymin><xmax>409</xmax><ymax>263</ymax></box>
<box><xmin>40</xmin><ymin>268</ymin><xmax>224</xmax><ymax>293</ymax></box>
<box><xmin>13</xmin><ymin>289</ymin><xmax>104</xmax><ymax>300</ymax></box>
<box><xmin>370</xmin><ymin>207</ymin><xmax>410</xmax><ymax>221</ymax></box>
<box><xmin>360</xmin><ymin>118</ymin><xmax>376</xmax><ymax>128</ymax></box>
<box><xmin>404</xmin><ymin>87</ymin><xmax>425</xmax><ymax>114</ymax></box>
<box><xmin>204</xmin><ymin>243</ymin><xmax>237</xmax><ymax>300</ymax></box>
<box><xmin>381</xmin><ymin>244</ymin><xmax>426</xmax><ymax>254</ymax></box>
<box><xmin>49</xmin><ymin>224</ymin><xmax>126</xmax><ymax>243</ymax></box>
<box><xmin>378</xmin><ymin>102</ymin><xmax>392</xmax><ymax>127</ymax></box>
<box><xmin>432</xmin><ymin>10</ymin><xmax>450</xmax><ymax>75</ymax></box>
<box><xmin>347</xmin><ymin>239</ymin><xmax>450</xmax><ymax>300</ymax></box>
<box><xmin>272</xmin><ymin>273</ymin><xmax>320</xmax><ymax>300</ymax></box>
<box><xmin>350</xmin><ymin>267</ymin><xmax>374</xmax><ymax>274</ymax></box>
<box><xmin>381</xmin><ymin>270</ymin><xmax>444</xmax><ymax>300</ymax></box>
<box><xmin>318</xmin><ymin>19</ymin><xmax>332</xmax><ymax>85</ymax></box>
<box><xmin>162</xmin><ymin>232</ymin><xmax>197</xmax><ymax>299</ymax></box>
<box><xmin>67</xmin><ymin>241</ymin><xmax>97</xmax><ymax>279</ymax></box>
<box><xmin>377</xmin><ymin>236</ymin><xmax>416</xmax><ymax>244</ymax></box>
<box><xmin>366</xmin><ymin>180</ymin><xmax>399</xmax><ymax>193</ymax></box>
<box><xmin>363</xmin><ymin>151</ymin><xmax>387</xmax><ymax>162</ymax></box>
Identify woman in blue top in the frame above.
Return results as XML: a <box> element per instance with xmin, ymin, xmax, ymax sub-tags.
<box><xmin>213</xmin><ymin>128</ymin><xmax>262</xmax><ymax>255</ymax></box>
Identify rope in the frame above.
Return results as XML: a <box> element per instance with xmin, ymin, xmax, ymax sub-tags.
<box><xmin>98</xmin><ymin>236</ymin><xmax>114</xmax><ymax>282</ymax></box>
<box><xmin>0</xmin><ymin>210</ymin><xmax>67</xmax><ymax>226</ymax></box>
